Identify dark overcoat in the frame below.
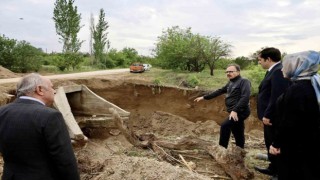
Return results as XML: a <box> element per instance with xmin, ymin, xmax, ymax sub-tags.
<box><xmin>0</xmin><ymin>98</ymin><xmax>80</xmax><ymax>180</ymax></box>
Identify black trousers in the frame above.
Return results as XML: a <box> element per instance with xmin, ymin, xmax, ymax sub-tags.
<box><xmin>219</xmin><ymin>110</ymin><xmax>250</xmax><ymax>149</ymax></box>
<box><xmin>264</xmin><ymin>124</ymin><xmax>278</xmax><ymax>174</ymax></box>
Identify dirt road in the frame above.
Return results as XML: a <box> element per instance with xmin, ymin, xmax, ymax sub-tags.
<box><xmin>0</xmin><ymin>68</ymin><xmax>128</xmax><ymax>84</ymax></box>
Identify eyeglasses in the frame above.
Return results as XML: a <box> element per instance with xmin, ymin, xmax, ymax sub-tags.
<box><xmin>225</xmin><ymin>71</ymin><xmax>237</xmax><ymax>74</ymax></box>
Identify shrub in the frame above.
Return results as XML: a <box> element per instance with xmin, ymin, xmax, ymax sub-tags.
<box><xmin>234</xmin><ymin>56</ymin><xmax>254</xmax><ymax>70</ymax></box>
<box><xmin>246</xmin><ymin>66</ymin><xmax>265</xmax><ymax>94</ymax></box>
<box><xmin>186</xmin><ymin>75</ymin><xmax>200</xmax><ymax>88</ymax></box>
<box><xmin>153</xmin><ymin>78</ymin><xmax>162</xmax><ymax>86</ymax></box>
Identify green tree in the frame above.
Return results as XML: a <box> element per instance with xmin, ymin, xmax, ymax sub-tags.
<box><xmin>107</xmin><ymin>48</ymin><xmax>125</xmax><ymax>67</ymax></box>
<box><xmin>154</xmin><ymin>26</ymin><xmax>207</xmax><ymax>72</ymax></box>
<box><xmin>121</xmin><ymin>47</ymin><xmax>138</xmax><ymax>65</ymax></box>
<box><xmin>0</xmin><ymin>35</ymin><xmax>17</xmax><ymax>69</ymax></box>
<box><xmin>53</xmin><ymin>0</ymin><xmax>83</xmax><ymax>53</ymax></box>
<box><xmin>51</xmin><ymin>53</ymin><xmax>67</xmax><ymax>71</ymax></box>
<box><xmin>13</xmin><ymin>40</ymin><xmax>43</xmax><ymax>73</ymax></box>
<box><xmin>154</xmin><ymin>26</ymin><xmax>194</xmax><ymax>70</ymax></box>
<box><xmin>89</xmin><ymin>13</ymin><xmax>94</xmax><ymax>65</ymax></box>
<box><xmin>64</xmin><ymin>52</ymin><xmax>84</xmax><ymax>70</ymax></box>
<box><xmin>0</xmin><ymin>35</ymin><xmax>42</xmax><ymax>72</ymax></box>
<box><xmin>91</xmin><ymin>9</ymin><xmax>110</xmax><ymax>67</ymax></box>
<box><xmin>106</xmin><ymin>47</ymin><xmax>140</xmax><ymax>68</ymax></box>
<box><xmin>201</xmin><ymin>37</ymin><xmax>231</xmax><ymax>76</ymax></box>
<box><xmin>185</xmin><ymin>34</ymin><xmax>206</xmax><ymax>72</ymax></box>
<box><xmin>234</xmin><ymin>56</ymin><xmax>252</xmax><ymax>70</ymax></box>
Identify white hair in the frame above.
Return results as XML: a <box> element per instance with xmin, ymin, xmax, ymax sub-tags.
<box><xmin>16</xmin><ymin>73</ymin><xmax>46</xmax><ymax>97</ymax></box>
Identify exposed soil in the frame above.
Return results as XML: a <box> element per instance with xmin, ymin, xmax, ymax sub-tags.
<box><xmin>0</xmin><ymin>67</ymin><xmax>271</xmax><ymax>179</ymax></box>
<box><xmin>0</xmin><ymin>66</ymin><xmax>19</xmax><ymax>79</ymax></box>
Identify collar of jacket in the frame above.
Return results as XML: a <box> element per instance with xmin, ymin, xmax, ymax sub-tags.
<box><xmin>230</xmin><ymin>75</ymin><xmax>241</xmax><ymax>82</ymax></box>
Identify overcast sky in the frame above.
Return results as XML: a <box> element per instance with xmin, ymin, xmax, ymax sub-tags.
<box><xmin>1</xmin><ymin>0</ymin><xmax>320</xmax><ymax>57</ymax></box>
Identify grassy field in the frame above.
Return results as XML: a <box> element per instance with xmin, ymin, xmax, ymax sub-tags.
<box><xmin>39</xmin><ymin>64</ymin><xmax>266</xmax><ymax>95</ymax></box>
<box><xmin>139</xmin><ymin>67</ymin><xmax>266</xmax><ymax>95</ymax></box>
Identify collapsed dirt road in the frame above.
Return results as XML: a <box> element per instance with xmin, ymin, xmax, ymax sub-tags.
<box><xmin>0</xmin><ymin>68</ymin><xmax>270</xmax><ymax>180</ymax></box>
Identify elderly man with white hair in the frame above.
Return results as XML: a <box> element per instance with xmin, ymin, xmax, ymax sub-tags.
<box><xmin>0</xmin><ymin>73</ymin><xmax>80</xmax><ymax>180</ymax></box>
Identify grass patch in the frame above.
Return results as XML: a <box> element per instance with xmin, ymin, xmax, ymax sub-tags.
<box><xmin>39</xmin><ymin>65</ymin><xmax>265</xmax><ymax>95</ymax></box>
<box><xmin>140</xmin><ymin>68</ymin><xmax>265</xmax><ymax>95</ymax></box>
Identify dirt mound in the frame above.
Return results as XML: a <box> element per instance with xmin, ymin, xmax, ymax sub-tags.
<box><xmin>75</xmin><ymin>134</ymin><xmax>214</xmax><ymax>180</ymax></box>
<box><xmin>0</xmin><ymin>66</ymin><xmax>19</xmax><ymax>79</ymax></box>
<box><xmin>94</xmin><ymin>155</ymin><xmax>211</xmax><ymax>180</ymax></box>
<box><xmin>74</xmin><ymin>109</ymin><xmax>256</xmax><ymax>179</ymax></box>
<box><xmin>72</xmin><ymin>110</ymin><xmax>225</xmax><ymax>179</ymax></box>
<box><xmin>133</xmin><ymin>111</ymin><xmax>220</xmax><ymax>139</ymax></box>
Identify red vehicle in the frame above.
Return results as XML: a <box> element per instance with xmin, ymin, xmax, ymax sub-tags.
<box><xmin>130</xmin><ymin>63</ymin><xmax>145</xmax><ymax>73</ymax></box>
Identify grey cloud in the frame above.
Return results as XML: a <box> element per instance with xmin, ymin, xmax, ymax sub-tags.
<box><xmin>0</xmin><ymin>0</ymin><xmax>320</xmax><ymax>57</ymax></box>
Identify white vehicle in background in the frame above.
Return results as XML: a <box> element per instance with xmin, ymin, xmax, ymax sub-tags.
<box><xmin>143</xmin><ymin>64</ymin><xmax>152</xmax><ymax>71</ymax></box>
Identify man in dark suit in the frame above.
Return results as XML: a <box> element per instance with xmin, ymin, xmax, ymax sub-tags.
<box><xmin>0</xmin><ymin>73</ymin><xmax>80</xmax><ymax>180</ymax></box>
<box><xmin>255</xmin><ymin>47</ymin><xmax>290</xmax><ymax>179</ymax></box>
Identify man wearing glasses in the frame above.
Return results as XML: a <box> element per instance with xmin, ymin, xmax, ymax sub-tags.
<box><xmin>194</xmin><ymin>64</ymin><xmax>251</xmax><ymax>149</ymax></box>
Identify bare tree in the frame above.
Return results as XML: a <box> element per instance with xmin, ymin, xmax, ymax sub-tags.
<box><xmin>202</xmin><ymin>37</ymin><xmax>232</xmax><ymax>76</ymax></box>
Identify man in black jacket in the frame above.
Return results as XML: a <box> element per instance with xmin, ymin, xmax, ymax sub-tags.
<box><xmin>255</xmin><ymin>47</ymin><xmax>290</xmax><ymax>179</ymax></box>
<box><xmin>0</xmin><ymin>73</ymin><xmax>80</xmax><ymax>180</ymax></box>
<box><xmin>194</xmin><ymin>64</ymin><xmax>251</xmax><ymax>149</ymax></box>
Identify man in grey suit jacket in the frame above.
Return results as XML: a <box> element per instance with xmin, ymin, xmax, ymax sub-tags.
<box><xmin>0</xmin><ymin>73</ymin><xmax>80</xmax><ymax>180</ymax></box>
<box><xmin>255</xmin><ymin>48</ymin><xmax>290</xmax><ymax>179</ymax></box>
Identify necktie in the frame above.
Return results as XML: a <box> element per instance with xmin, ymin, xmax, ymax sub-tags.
<box><xmin>265</xmin><ymin>71</ymin><xmax>269</xmax><ymax>77</ymax></box>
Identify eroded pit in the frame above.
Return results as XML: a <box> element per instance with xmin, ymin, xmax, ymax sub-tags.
<box><xmin>0</xmin><ymin>76</ymin><xmax>269</xmax><ymax>180</ymax></box>
<box><xmin>70</xmin><ymin>78</ymin><xmax>261</xmax><ymax>129</ymax></box>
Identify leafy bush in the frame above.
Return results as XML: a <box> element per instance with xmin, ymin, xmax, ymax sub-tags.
<box><xmin>81</xmin><ymin>56</ymin><xmax>93</xmax><ymax>66</ymax></box>
<box><xmin>186</xmin><ymin>75</ymin><xmax>200</xmax><ymax>88</ymax></box>
<box><xmin>153</xmin><ymin>78</ymin><xmax>162</xmax><ymax>86</ymax></box>
<box><xmin>51</xmin><ymin>54</ymin><xmax>67</xmax><ymax>71</ymax></box>
<box><xmin>234</xmin><ymin>56</ymin><xmax>254</xmax><ymax>70</ymax></box>
<box><xmin>246</xmin><ymin>66</ymin><xmax>265</xmax><ymax>94</ymax></box>
<box><xmin>64</xmin><ymin>52</ymin><xmax>84</xmax><ymax>70</ymax></box>
<box><xmin>12</xmin><ymin>41</ymin><xmax>43</xmax><ymax>73</ymax></box>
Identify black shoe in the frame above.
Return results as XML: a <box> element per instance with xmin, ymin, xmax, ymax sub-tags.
<box><xmin>254</xmin><ymin>166</ymin><xmax>273</xmax><ymax>176</ymax></box>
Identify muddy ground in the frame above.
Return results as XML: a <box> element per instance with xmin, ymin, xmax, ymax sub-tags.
<box><xmin>0</xmin><ymin>67</ymin><xmax>271</xmax><ymax>179</ymax></box>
